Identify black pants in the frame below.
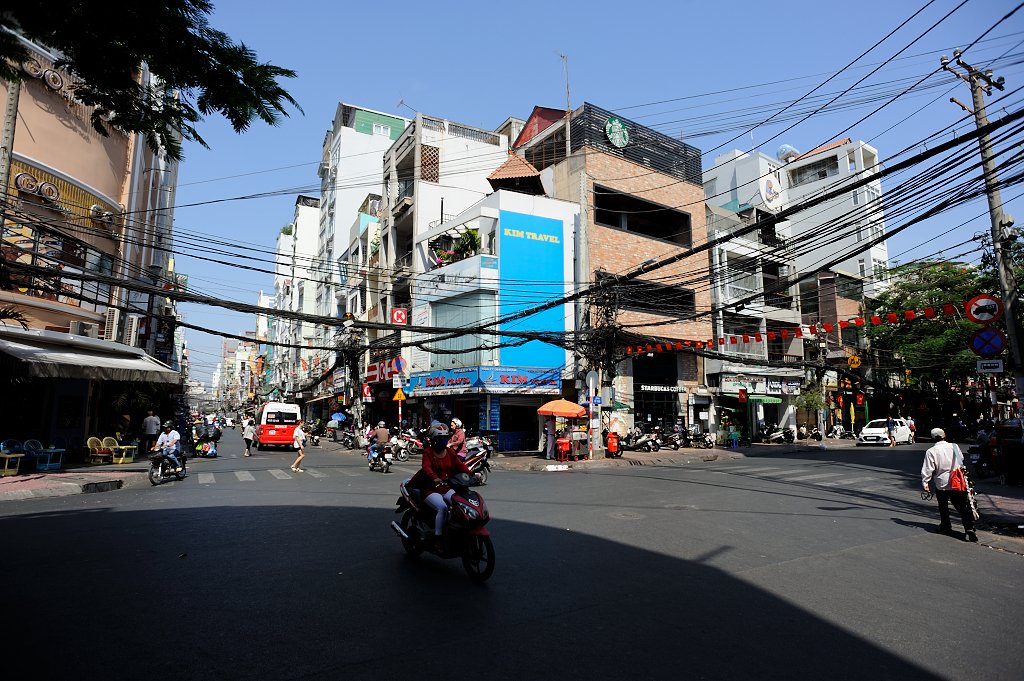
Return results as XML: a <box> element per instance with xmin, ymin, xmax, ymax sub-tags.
<box><xmin>936</xmin><ymin>490</ymin><xmax>974</xmax><ymax>532</ymax></box>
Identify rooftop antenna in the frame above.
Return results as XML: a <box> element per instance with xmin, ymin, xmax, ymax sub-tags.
<box><xmin>396</xmin><ymin>95</ymin><xmax>417</xmax><ymax>115</ymax></box>
<box><xmin>556</xmin><ymin>51</ymin><xmax>571</xmax><ymax>161</ymax></box>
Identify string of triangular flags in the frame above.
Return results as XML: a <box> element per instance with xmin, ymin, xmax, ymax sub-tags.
<box><xmin>626</xmin><ymin>300</ymin><xmax>979</xmax><ymax>355</ymax></box>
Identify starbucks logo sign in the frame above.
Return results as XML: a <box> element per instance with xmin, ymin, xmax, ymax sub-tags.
<box><xmin>604</xmin><ymin>117</ymin><xmax>629</xmax><ymax>148</ymax></box>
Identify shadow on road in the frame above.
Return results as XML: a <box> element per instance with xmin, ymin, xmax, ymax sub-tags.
<box><xmin>1</xmin><ymin>503</ymin><xmax>943</xmax><ymax>681</ymax></box>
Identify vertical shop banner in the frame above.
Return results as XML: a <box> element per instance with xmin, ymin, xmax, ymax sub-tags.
<box><xmin>497</xmin><ymin>211</ymin><xmax>565</xmax><ymax>369</ymax></box>
<box><xmin>489</xmin><ymin>396</ymin><xmax>500</xmax><ymax>431</ymax></box>
<box><xmin>479</xmin><ymin>398</ymin><xmax>488</xmax><ymax>432</ymax></box>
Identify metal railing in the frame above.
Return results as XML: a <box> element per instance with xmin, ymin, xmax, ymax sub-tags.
<box><xmin>422</xmin><ymin>117</ymin><xmax>444</xmax><ymax>132</ymax></box>
<box><xmin>768</xmin><ymin>352</ymin><xmax>803</xmax><ymax>364</ymax></box>
<box><xmin>448</xmin><ymin>122</ymin><xmax>500</xmax><ymax>146</ymax></box>
<box><xmin>764</xmin><ymin>293</ymin><xmax>794</xmax><ymax>309</ymax></box>
<box><xmin>427</xmin><ymin>213</ymin><xmax>457</xmax><ymax>229</ymax></box>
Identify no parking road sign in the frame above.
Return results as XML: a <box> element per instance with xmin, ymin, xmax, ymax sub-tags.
<box><xmin>964</xmin><ymin>294</ymin><xmax>1004</xmax><ymax>324</ymax></box>
<box><xmin>969</xmin><ymin>327</ymin><xmax>1007</xmax><ymax>358</ymax></box>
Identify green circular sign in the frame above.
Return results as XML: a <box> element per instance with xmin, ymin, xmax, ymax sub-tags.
<box><xmin>604</xmin><ymin>117</ymin><xmax>629</xmax><ymax>148</ymax></box>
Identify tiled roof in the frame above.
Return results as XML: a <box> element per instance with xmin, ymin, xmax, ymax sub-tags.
<box><xmin>487</xmin><ymin>154</ymin><xmax>540</xmax><ymax>180</ymax></box>
<box><xmin>795</xmin><ymin>138</ymin><xmax>852</xmax><ymax>160</ymax></box>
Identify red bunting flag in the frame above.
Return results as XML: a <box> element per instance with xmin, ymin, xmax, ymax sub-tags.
<box><xmin>718</xmin><ymin>338</ymin><xmax>725</xmax><ymax>346</ymax></box>
<box><xmin>870</xmin><ymin>316</ymin><xmax>882</xmax><ymax>325</ymax></box>
<box><xmin>627</xmin><ymin>347</ymin><xmax>633</xmax><ymax>354</ymax></box>
<box><xmin>730</xmin><ymin>336</ymin><xmax>738</xmax><ymax>344</ymax></box>
<box><xmin>942</xmin><ymin>303</ymin><xmax>956</xmax><ymax>315</ymax></box>
<box><xmin>755</xmin><ymin>332</ymin><xmax>763</xmax><ymax>342</ymax></box>
<box><xmin>838</xmin><ymin>320</ymin><xmax>849</xmax><ymax>329</ymax></box>
<box><xmin>809</xmin><ymin>325</ymin><xmax>817</xmax><ymax>335</ymax></box>
<box><xmin>886</xmin><ymin>313</ymin><xmax>898</xmax><ymax>324</ymax></box>
<box><xmin>646</xmin><ymin>344</ymin><xmax>653</xmax><ymax>352</ymax></box>
<box><xmin>743</xmin><ymin>335</ymin><xmax>750</xmax><ymax>343</ymax></box>
<box><xmin>823</xmin><ymin>323</ymin><xmax>833</xmax><ymax>332</ymax></box>
<box><xmin>656</xmin><ymin>344</ymin><xmax>663</xmax><ymax>352</ymax></box>
<box><xmin>795</xmin><ymin>327</ymin><xmax>803</xmax><ymax>338</ymax></box>
<box><xmin>923</xmin><ymin>307</ymin><xmax>935</xmax><ymax>318</ymax></box>
<box><xmin>904</xmin><ymin>310</ymin><xmax>916</xmax><ymax>320</ymax></box>
<box><xmin>781</xmin><ymin>330</ymin><xmax>789</xmax><ymax>339</ymax></box>
<box><xmin>855</xmin><ymin>318</ymin><xmax>865</xmax><ymax>326</ymax></box>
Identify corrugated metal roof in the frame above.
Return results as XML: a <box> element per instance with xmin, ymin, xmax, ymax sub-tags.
<box><xmin>795</xmin><ymin>138</ymin><xmax>852</xmax><ymax>160</ymax></box>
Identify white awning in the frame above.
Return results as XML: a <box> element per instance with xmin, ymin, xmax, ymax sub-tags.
<box><xmin>0</xmin><ymin>327</ymin><xmax>179</xmax><ymax>384</ymax></box>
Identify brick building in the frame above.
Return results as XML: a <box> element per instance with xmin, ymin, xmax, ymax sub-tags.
<box><xmin>513</xmin><ymin>103</ymin><xmax>713</xmax><ymax>432</ymax></box>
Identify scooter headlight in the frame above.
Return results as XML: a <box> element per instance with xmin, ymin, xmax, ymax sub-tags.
<box><xmin>456</xmin><ymin>502</ymin><xmax>480</xmax><ymax>520</ymax></box>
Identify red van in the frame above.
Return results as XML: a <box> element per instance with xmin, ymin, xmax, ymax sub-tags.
<box><xmin>255</xmin><ymin>402</ymin><xmax>301</xmax><ymax>450</ymax></box>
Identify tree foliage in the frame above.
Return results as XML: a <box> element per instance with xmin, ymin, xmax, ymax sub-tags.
<box><xmin>1</xmin><ymin>1</ymin><xmax>302</xmax><ymax>161</ymax></box>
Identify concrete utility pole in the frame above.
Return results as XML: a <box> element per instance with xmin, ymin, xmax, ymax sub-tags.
<box><xmin>943</xmin><ymin>50</ymin><xmax>1024</xmax><ymax>394</ymax></box>
<box><xmin>0</xmin><ymin>79</ymin><xmax>21</xmax><ymax>227</ymax></box>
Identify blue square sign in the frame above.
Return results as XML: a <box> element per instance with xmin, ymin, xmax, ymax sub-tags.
<box><xmin>593</xmin><ymin>396</ymin><xmax>602</xmax><ymax>405</ymax></box>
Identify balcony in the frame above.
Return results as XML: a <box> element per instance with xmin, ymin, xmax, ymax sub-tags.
<box><xmin>764</xmin><ymin>292</ymin><xmax>794</xmax><ymax>309</ymax></box>
<box><xmin>768</xmin><ymin>352</ymin><xmax>803</xmax><ymax>364</ymax></box>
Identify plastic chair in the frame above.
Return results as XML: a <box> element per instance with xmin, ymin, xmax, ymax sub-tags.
<box><xmin>0</xmin><ymin>439</ymin><xmax>22</xmax><ymax>454</ymax></box>
<box><xmin>103</xmin><ymin>436</ymin><xmax>135</xmax><ymax>464</ymax></box>
<box><xmin>25</xmin><ymin>439</ymin><xmax>63</xmax><ymax>470</ymax></box>
<box><xmin>86</xmin><ymin>437</ymin><xmax>112</xmax><ymax>464</ymax></box>
<box><xmin>50</xmin><ymin>436</ymin><xmax>67</xmax><ymax>450</ymax></box>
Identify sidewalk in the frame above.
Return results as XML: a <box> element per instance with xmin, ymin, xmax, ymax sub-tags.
<box><xmin>0</xmin><ymin>460</ymin><xmax>149</xmax><ymax>501</ymax></box>
<box><xmin>489</xmin><ymin>440</ymin><xmax>855</xmax><ymax>472</ymax></box>
<box><xmin>974</xmin><ymin>477</ymin><xmax>1024</xmax><ymax>526</ymax></box>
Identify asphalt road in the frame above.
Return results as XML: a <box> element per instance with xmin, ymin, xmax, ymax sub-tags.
<box><xmin>3</xmin><ymin>435</ymin><xmax>1021</xmax><ymax>681</ymax></box>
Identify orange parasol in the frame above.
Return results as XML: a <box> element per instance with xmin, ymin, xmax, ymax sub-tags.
<box><xmin>536</xmin><ymin>399</ymin><xmax>587</xmax><ymax>418</ymax></box>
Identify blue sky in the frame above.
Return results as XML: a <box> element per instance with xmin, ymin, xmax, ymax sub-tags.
<box><xmin>173</xmin><ymin>0</ymin><xmax>1024</xmax><ymax>384</ymax></box>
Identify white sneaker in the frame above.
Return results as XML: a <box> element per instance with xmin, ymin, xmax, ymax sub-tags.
<box><xmin>175</xmin><ymin>467</ymin><xmax>183</xmax><ymax>473</ymax></box>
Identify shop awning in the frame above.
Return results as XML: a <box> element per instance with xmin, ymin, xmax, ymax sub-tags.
<box><xmin>0</xmin><ymin>326</ymin><xmax>179</xmax><ymax>384</ymax></box>
<box><xmin>722</xmin><ymin>394</ymin><xmax>783</xmax><ymax>403</ymax></box>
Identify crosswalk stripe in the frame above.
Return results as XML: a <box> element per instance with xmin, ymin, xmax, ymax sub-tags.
<box><xmin>818</xmin><ymin>477</ymin><xmax>877</xmax><ymax>487</ymax></box>
<box><xmin>229</xmin><ymin>453</ymin><xmax>238</xmax><ymax>458</ymax></box>
<box><xmin>783</xmin><ymin>473</ymin><xmax>845</xmax><ymax>482</ymax></box>
<box><xmin>339</xmin><ymin>470</ymin><xmax>361</xmax><ymax>477</ymax></box>
<box><xmin>268</xmin><ymin>469</ymin><xmax>292</xmax><ymax>480</ymax></box>
<box><xmin>197</xmin><ymin>473</ymin><xmax>215</xmax><ymax>484</ymax></box>
<box><xmin>235</xmin><ymin>471</ymin><xmax>255</xmax><ymax>481</ymax></box>
<box><xmin>305</xmin><ymin>469</ymin><xmax>327</xmax><ymax>478</ymax></box>
<box><xmin>731</xmin><ymin>467</ymin><xmax>777</xmax><ymax>473</ymax></box>
<box><xmin>757</xmin><ymin>470</ymin><xmax>811</xmax><ymax>477</ymax></box>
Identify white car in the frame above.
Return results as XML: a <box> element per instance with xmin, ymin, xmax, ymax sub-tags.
<box><xmin>857</xmin><ymin>418</ymin><xmax>914</xmax><ymax>446</ymax></box>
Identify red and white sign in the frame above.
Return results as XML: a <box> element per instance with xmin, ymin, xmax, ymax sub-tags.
<box><xmin>391</xmin><ymin>308</ymin><xmax>407</xmax><ymax>325</ymax></box>
<box><xmin>964</xmin><ymin>294</ymin><xmax>1003</xmax><ymax>325</ymax></box>
<box><xmin>361</xmin><ymin>384</ymin><xmax>373</xmax><ymax>401</ymax></box>
<box><xmin>366</xmin><ymin>360</ymin><xmax>397</xmax><ymax>384</ymax></box>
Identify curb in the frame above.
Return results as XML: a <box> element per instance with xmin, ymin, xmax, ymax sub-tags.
<box><xmin>0</xmin><ymin>471</ymin><xmax>148</xmax><ymax>502</ymax></box>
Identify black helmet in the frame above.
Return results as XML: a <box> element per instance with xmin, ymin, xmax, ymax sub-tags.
<box><xmin>162</xmin><ymin>420</ymin><xmax>174</xmax><ymax>428</ymax></box>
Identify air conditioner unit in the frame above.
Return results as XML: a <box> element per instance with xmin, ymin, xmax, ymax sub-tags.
<box><xmin>73</xmin><ymin>321</ymin><xmax>98</xmax><ymax>338</ymax></box>
<box><xmin>103</xmin><ymin>308</ymin><xmax>120</xmax><ymax>341</ymax></box>
<box><xmin>125</xmin><ymin>315</ymin><xmax>141</xmax><ymax>347</ymax></box>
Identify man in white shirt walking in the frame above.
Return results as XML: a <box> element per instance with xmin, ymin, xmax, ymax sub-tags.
<box><xmin>922</xmin><ymin>427</ymin><xmax>977</xmax><ymax>542</ymax></box>
<box><xmin>142</xmin><ymin>410</ymin><xmax>161</xmax><ymax>454</ymax></box>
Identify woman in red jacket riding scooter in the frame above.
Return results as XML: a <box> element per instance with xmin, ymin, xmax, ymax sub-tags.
<box><xmin>410</xmin><ymin>421</ymin><xmax>474</xmax><ymax>552</ymax></box>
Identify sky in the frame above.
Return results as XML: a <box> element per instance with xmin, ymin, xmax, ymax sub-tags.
<box><xmin>172</xmin><ymin>0</ymin><xmax>1024</xmax><ymax>385</ymax></box>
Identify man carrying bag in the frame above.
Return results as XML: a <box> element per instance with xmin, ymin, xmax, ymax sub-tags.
<box><xmin>922</xmin><ymin>427</ymin><xmax>978</xmax><ymax>542</ymax></box>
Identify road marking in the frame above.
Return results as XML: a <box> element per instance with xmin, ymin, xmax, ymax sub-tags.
<box><xmin>268</xmin><ymin>469</ymin><xmax>292</xmax><ymax>480</ymax></box>
<box><xmin>818</xmin><ymin>477</ymin><xmax>877</xmax><ymax>487</ymax></box>
<box><xmin>339</xmin><ymin>470</ymin><xmax>362</xmax><ymax>477</ymax></box>
<box><xmin>305</xmin><ymin>469</ymin><xmax>327</xmax><ymax>478</ymax></box>
<box><xmin>235</xmin><ymin>471</ymin><xmax>255</xmax><ymax>481</ymax></box>
<box><xmin>783</xmin><ymin>473</ymin><xmax>846</xmax><ymax>482</ymax></box>
<box><xmin>229</xmin><ymin>453</ymin><xmax>238</xmax><ymax>458</ymax></box>
<box><xmin>731</xmin><ymin>467</ymin><xmax>777</xmax><ymax>473</ymax></box>
<box><xmin>757</xmin><ymin>469</ymin><xmax>811</xmax><ymax>477</ymax></box>
<box><xmin>197</xmin><ymin>473</ymin><xmax>215</xmax><ymax>484</ymax></box>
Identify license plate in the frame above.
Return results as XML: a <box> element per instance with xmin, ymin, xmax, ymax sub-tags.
<box><xmin>385</xmin><ymin>452</ymin><xmax>393</xmax><ymax>460</ymax></box>
<box><xmin>268</xmin><ymin>430</ymin><xmax>276</xmax><ymax>435</ymax></box>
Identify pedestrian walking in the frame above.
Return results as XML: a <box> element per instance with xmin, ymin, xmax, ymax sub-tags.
<box><xmin>922</xmin><ymin>428</ymin><xmax>977</xmax><ymax>542</ymax></box>
<box><xmin>142</xmin><ymin>410</ymin><xmax>161</xmax><ymax>453</ymax></box>
<box><xmin>243</xmin><ymin>419</ymin><xmax>256</xmax><ymax>456</ymax></box>
<box><xmin>886</xmin><ymin>415</ymin><xmax>897</xmax><ymax>448</ymax></box>
<box><xmin>290</xmin><ymin>419</ymin><xmax>306</xmax><ymax>472</ymax></box>
<box><xmin>545</xmin><ymin>416</ymin><xmax>557</xmax><ymax>460</ymax></box>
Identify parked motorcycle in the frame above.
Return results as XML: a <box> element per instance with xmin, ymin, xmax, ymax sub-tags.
<box><xmin>148</xmin><ymin>450</ymin><xmax>186</xmax><ymax>485</ymax></box>
<box><xmin>684</xmin><ymin>425</ymin><xmax>714</xmax><ymax>449</ymax></box>
<box><xmin>827</xmin><ymin>424</ymin><xmax>856</xmax><ymax>440</ymax></box>
<box><xmin>654</xmin><ymin>426</ymin><xmax>684</xmax><ymax>450</ymax></box>
<box><xmin>339</xmin><ymin>430</ymin><xmax>359</xmax><ymax>450</ymax></box>
<box><xmin>462</xmin><ymin>442</ymin><xmax>492</xmax><ymax>485</ymax></box>
<box><xmin>303</xmin><ymin>424</ymin><xmax>321</xmax><ymax>448</ymax></box>
<box><xmin>619</xmin><ymin>427</ymin><xmax>660</xmax><ymax>452</ymax></box>
<box><xmin>391</xmin><ymin>472</ymin><xmax>494</xmax><ymax>582</ymax></box>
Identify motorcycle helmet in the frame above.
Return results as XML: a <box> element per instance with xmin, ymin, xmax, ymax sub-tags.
<box><xmin>427</xmin><ymin>421</ymin><xmax>450</xmax><ymax>451</ymax></box>
<box><xmin>377</xmin><ymin>421</ymin><xmax>386</xmax><ymax>428</ymax></box>
<box><xmin>162</xmin><ymin>420</ymin><xmax>174</xmax><ymax>429</ymax></box>
<box><xmin>450</xmin><ymin>417</ymin><xmax>463</xmax><ymax>429</ymax></box>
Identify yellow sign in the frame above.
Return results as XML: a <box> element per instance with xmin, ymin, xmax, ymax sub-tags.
<box><xmin>392</xmin><ymin>388</ymin><xmax>407</xmax><ymax>401</ymax></box>
<box><xmin>848</xmin><ymin>356</ymin><xmax>862</xmax><ymax>368</ymax></box>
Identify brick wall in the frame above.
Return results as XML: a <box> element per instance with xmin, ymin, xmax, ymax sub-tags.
<box><xmin>583</xmin><ymin>148</ymin><xmax>713</xmax><ymax>343</ymax></box>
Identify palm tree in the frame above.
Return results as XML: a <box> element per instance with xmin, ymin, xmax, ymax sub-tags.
<box><xmin>0</xmin><ymin>306</ymin><xmax>29</xmax><ymax>328</ymax></box>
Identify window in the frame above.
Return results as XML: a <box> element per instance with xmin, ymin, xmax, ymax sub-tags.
<box><xmin>593</xmin><ymin>185</ymin><xmax>692</xmax><ymax>247</ymax></box>
<box><xmin>865</xmin><ymin>186</ymin><xmax>881</xmax><ymax>204</ymax></box>
<box><xmin>373</xmin><ymin>123</ymin><xmax>391</xmax><ymax>137</ymax></box>
<box><xmin>852</xmin><ymin>190</ymin><xmax>860</xmax><ymax>205</ymax></box>
<box><xmin>703</xmin><ymin>178</ymin><xmax>717</xmax><ymax>199</ymax></box>
<box><xmin>595</xmin><ymin>272</ymin><xmax>696</xmax><ymax>317</ymax></box>
<box><xmin>872</xmin><ymin>258</ymin><xmax>888</xmax><ymax>280</ymax></box>
<box><xmin>848</xmin><ymin>151</ymin><xmax>856</xmax><ymax>171</ymax></box>
<box><xmin>858</xmin><ymin>259</ymin><xmax>866</xmax><ymax>277</ymax></box>
<box><xmin>788</xmin><ymin>156</ymin><xmax>839</xmax><ymax>188</ymax></box>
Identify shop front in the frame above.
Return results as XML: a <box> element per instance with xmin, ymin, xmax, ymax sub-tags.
<box><xmin>407</xmin><ymin>365</ymin><xmax>562</xmax><ymax>451</ymax></box>
<box><xmin>714</xmin><ymin>374</ymin><xmax>801</xmax><ymax>437</ymax></box>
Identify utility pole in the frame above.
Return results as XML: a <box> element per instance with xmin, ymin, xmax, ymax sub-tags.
<box><xmin>557</xmin><ymin>52</ymin><xmax>571</xmax><ymax>161</ymax></box>
<box><xmin>944</xmin><ymin>50</ymin><xmax>1024</xmax><ymax>394</ymax></box>
<box><xmin>0</xmin><ymin>79</ymin><xmax>21</xmax><ymax>228</ymax></box>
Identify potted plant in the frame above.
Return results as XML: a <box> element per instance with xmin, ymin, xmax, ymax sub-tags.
<box><xmin>454</xmin><ymin>229</ymin><xmax>480</xmax><ymax>257</ymax></box>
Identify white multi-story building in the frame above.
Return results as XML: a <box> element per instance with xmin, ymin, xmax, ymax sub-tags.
<box><xmin>703</xmin><ymin>139</ymin><xmax>889</xmax><ymax>297</ymax></box>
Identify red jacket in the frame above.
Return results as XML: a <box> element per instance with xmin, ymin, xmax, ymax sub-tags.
<box><xmin>412</xmin><ymin>447</ymin><xmax>472</xmax><ymax>490</ymax></box>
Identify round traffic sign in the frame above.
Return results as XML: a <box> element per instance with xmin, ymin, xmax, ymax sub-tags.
<box><xmin>969</xmin><ymin>327</ymin><xmax>1007</xmax><ymax>358</ymax></box>
<box><xmin>965</xmin><ymin>294</ymin><xmax>1003</xmax><ymax>324</ymax></box>
<box><xmin>847</xmin><ymin>355</ymin><xmax>862</xmax><ymax>368</ymax></box>
<box><xmin>392</xmin><ymin>357</ymin><xmax>407</xmax><ymax>373</ymax></box>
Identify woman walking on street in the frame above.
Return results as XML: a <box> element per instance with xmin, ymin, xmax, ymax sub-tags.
<box><xmin>291</xmin><ymin>418</ymin><xmax>306</xmax><ymax>472</ymax></box>
<box><xmin>243</xmin><ymin>419</ymin><xmax>256</xmax><ymax>456</ymax></box>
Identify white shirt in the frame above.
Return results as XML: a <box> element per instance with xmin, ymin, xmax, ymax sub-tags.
<box><xmin>293</xmin><ymin>429</ymin><xmax>306</xmax><ymax>449</ymax></box>
<box><xmin>156</xmin><ymin>430</ymin><xmax>180</xmax><ymax>452</ymax></box>
<box><xmin>143</xmin><ymin>415</ymin><xmax>161</xmax><ymax>435</ymax></box>
<box><xmin>921</xmin><ymin>440</ymin><xmax>961</xmax><ymax>491</ymax></box>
